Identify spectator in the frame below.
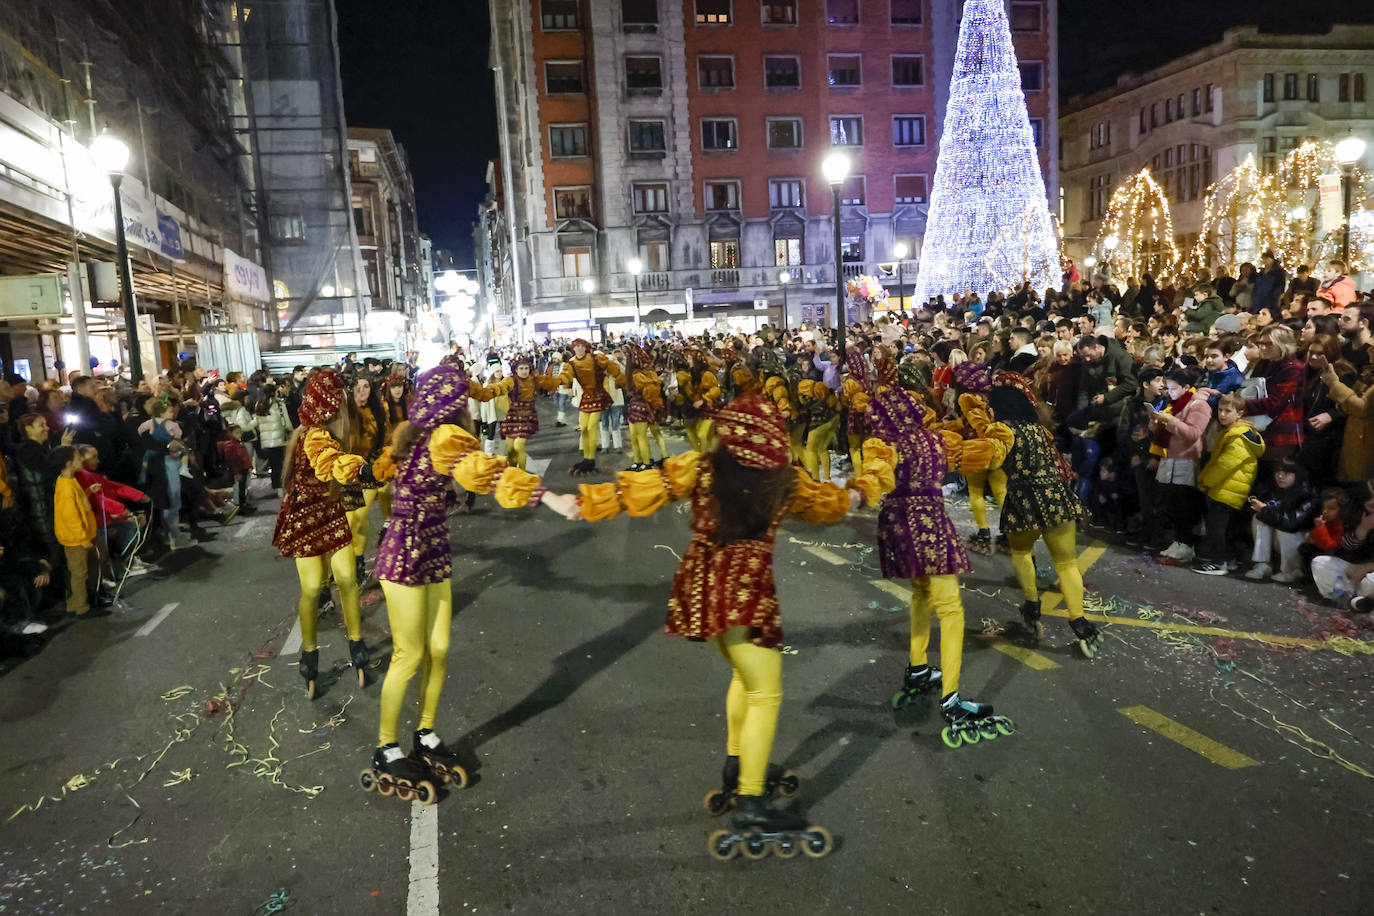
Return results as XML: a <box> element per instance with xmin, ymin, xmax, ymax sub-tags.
<box><xmin>1252</xmin><ymin>250</ymin><xmax>1286</xmax><ymax>314</ymax></box>
<box><xmin>1148</xmin><ymin>369</ymin><xmax>1212</xmax><ymax>563</ymax></box>
<box><xmin>1339</xmin><ymin>302</ymin><xmax>1374</xmax><ymax>372</ymax></box>
<box><xmin>1183</xmin><ymin>283</ymin><xmax>1224</xmax><ymax>334</ymax></box>
<box><xmin>53</xmin><ymin>445</ymin><xmax>104</xmax><ymax>616</ymax></box>
<box><xmin>1316</xmin><ymin>259</ymin><xmax>1356</xmax><ymax>311</ymax></box>
<box><xmin>1197</xmin><ymin>340</ymin><xmax>1245</xmax><ymax>408</ymax></box>
<box><xmin>1310</xmin><ymin>481</ymin><xmax>1374</xmax><ymax>609</ymax></box>
<box><xmin>255</xmin><ymin>382</ymin><xmax>293</xmax><ymax>495</ymax></box>
<box><xmin>1243</xmin><ymin>326</ymin><xmax>1306</xmax><ymax>470</ymax></box>
<box><xmin>1193</xmin><ymin>393</ymin><xmax>1265</xmax><ymax>574</ymax></box>
<box><xmin>1246</xmin><ymin>459</ymin><xmax>1319</xmax><ymax>583</ymax></box>
<box><xmin>75</xmin><ymin>444</ymin><xmax>152</xmax><ymax>581</ymax></box>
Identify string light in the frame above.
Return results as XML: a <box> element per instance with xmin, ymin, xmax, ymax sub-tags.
<box><xmin>1092</xmin><ymin>168</ymin><xmax>1180</xmax><ymax>281</ymax></box>
<box><xmin>1191</xmin><ymin>154</ymin><xmax>1283</xmax><ymax>274</ymax></box>
<box><xmin>914</xmin><ymin>0</ymin><xmax>1059</xmax><ymax>303</ymax></box>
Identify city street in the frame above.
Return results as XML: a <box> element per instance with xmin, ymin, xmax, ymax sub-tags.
<box><xmin>1</xmin><ymin>411</ymin><xmax>1371</xmax><ymax>915</ymax></box>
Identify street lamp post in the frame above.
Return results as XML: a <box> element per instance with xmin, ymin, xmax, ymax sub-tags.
<box><xmin>1335</xmin><ymin>135</ymin><xmax>1367</xmax><ymax>267</ymax></box>
<box><xmin>627</xmin><ymin>257</ymin><xmax>643</xmax><ymax>336</ymax></box>
<box><xmin>580</xmin><ymin>277</ymin><xmax>596</xmax><ymax>340</ymax></box>
<box><xmin>778</xmin><ymin>268</ymin><xmax>791</xmax><ymax>331</ymax></box>
<box><xmin>91</xmin><ymin>131</ymin><xmax>143</xmax><ymax>384</ymax></box>
<box><xmin>822</xmin><ymin>151</ymin><xmax>851</xmax><ymax>358</ymax></box>
<box><xmin>892</xmin><ymin>241</ymin><xmax>909</xmax><ymax>313</ymax></box>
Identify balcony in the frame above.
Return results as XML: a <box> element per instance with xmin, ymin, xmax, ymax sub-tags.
<box><xmin>842</xmin><ymin>262</ymin><xmax>866</xmax><ymax>280</ymax></box>
<box><xmin>711</xmin><ymin>268</ymin><xmax>740</xmax><ymax>288</ymax></box>
<box><xmin>530</xmin><ymin>265</ymin><xmax>839</xmax><ymax>304</ymax></box>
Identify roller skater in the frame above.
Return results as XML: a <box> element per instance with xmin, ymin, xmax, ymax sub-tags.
<box><xmin>939</xmin><ymin>362</ymin><xmax>1009</xmax><ymax>552</ymax></box>
<box><xmin>939</xmin><ymin>692</ymin><xmax>1015</xmax><ymax>749</ymax></box>
<box><xmin>707</xmin><ymin>796</ymin><xmax>833</xmax><ymax>861</ymax></box>
<box><xmin>298</xmin><ymin>649</ymin><xmax>319</xmax><ymax>699</ymax></box>
<box><xmin>359</xmin><ymin>743</ymin><xmax>437</xmax><ymax>805</ymax></box>
<box><xmin>967</xmin><ymin>528</ymin><xmax>993</xmax><ymax>555</ymax></box>
<box><xmin>410</xmin><ymin>728</ymin><xmax>469</xmax><ymax>788</ymax></box>
<box><xmin>554</xmin><ymin>338</ymin><xmax>626</xmax><ymax>475</ymax></box>
<box><xmin>889</xmin><ymin>663</ymin><xmax>943</xmax><ymax>710</ymax></box>
<box><xmin>702</xmin><ymin>754</ymin><xmax>799</xmax><ymax>816</ymax></box>
<box><xmin>1019</xmin><ymin>597</ymin><xmax>1044</xmax><ymax>639</ymax></box>
<box><xmin>348</xmin><ymin>637</ymin><xmax>371</xmax><ymax>687</ymax></box>
<box><xmin>1070</xmin><ymin>615</ymin><xmax>1103</xmax><ymax>658</ymax></box>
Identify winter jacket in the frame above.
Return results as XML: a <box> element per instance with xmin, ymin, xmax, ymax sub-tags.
<box><xmin>1184</xmin><ymin>295</ymin><xmax>1224</xmax><ymax>334</ymax></box>
<box><xmin>1076</xmin><ymin>337</ymin><xmax>1139</xmax><ymax>423</ymax></box>
<box><xmin>1252</xmin><ymin>261</ymin><xmax>1286</xmax><ymax>312</ymax></box>
<box><xmin>1155</xmin><ymin>392</ymin><xmax>1212</xmax><ymax>460</ymax></box>
<box><xmin>74</xmin><ymin>468</ymin><xmax>146</xmax><ymax>528</ymax></box>
<box><xmin>1317</xmin><ymin>275</ymin><xmax>1356</xmax><ymax>311</ymax></box>
<box><xmin>1320</xmin><ymin>368</ymin><xmax>1374</xmax><ymax>482</ymax></box>
<box><xmin>1244</xmin><ymin>357</ymin><xmax>1305</xmax><ymax>461</ymax></box>
<box><xmin>54</xmin><ymin>476</ymin><xmax>96</xmax><ymax>547</ymax></box>
<box><xmin>1254</xmin><ymin>478</ymin><xmax>1318</xmax><ymax>534</ymax></box>
<box><xmin>257</xmin><ymin>399</ymin><xmax>293</xmax><ymax>449</ymax></box>
<box><xmin>1203</xmin><ymin>362</ymin><xmax>1245</xmax><ymax>407</ymax></box>
<box><xmin>221</xmin><ymin>399</ymin><xmax>259</xmax><ymax>440</ymax></box>
<box><xmin>1197</xmin><ymin>421</ymin><xmax>1265</xmax><ymax>509</ymax></box>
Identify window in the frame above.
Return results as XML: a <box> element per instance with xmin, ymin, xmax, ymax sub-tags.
<box><xmin>554</xmin><ymin>187</ymin><xmax>592</xmax><ymax>220</ymax></box>
<box><xmin>549</xmin><ymin>124</ymin><xmax>588</xmax><ymax>158</ymax></box>
<box><xmin>769</xmin><ymin>179</ymin><xmax>804</xmax><ymax>208</ymax></box>
<box><xmin>839</xmin><ymin>175</ymin><xmax>865</xmax><ymax>206</ymax></box>
<box><xmin>622</xmin><ymin>0</ymin><xmax>658</xmax><ymax>27</ymax></box>
<box><xmin>562</xmin><ymin>247</ymin><xmax>592</xmax><ymax>277</ymax></box>
<box><xmin>695</xmin><ymin>0</ymin><xmax>731</xmax><ymax>24</ymax></box>
<box><xmin>698</xmin><ymin>56</ymin><xmax>735</xmax><ymax>89</ymax></box>
<box><xmin>1150</xmin><ymin>103</ymin><xmax>1158</xmax><ymax>128</ymax></box>
<box><xmin>774</xmin><ymin>236</ymin><xmax>802</xmax><ymax>266</ymax></box>
<box><xmin>826</xmin><ymin>0</ymin><xmax>859</xmax><ymax>24</ymax></box>
<box><xmin>1205</xmin><ymin>83</ymin><xmax>1214</xmax><ymax>111</ymax></box>
<box><xmin>1307</xmin><ymin>73</ymin><xmax>1320</xmax><ymax>102</ymax></box>
<box><xmin>828</xmin><ymin>55</ymin><xmax>861</xmax><ymax>87</ymax></box>
<box><xmin>639</xmin><ymin>239</ymin><xmax>669</xmax><ymax>271</ymax></box>
<box><xmin>1261</xmin><ymin>73</ymin><xmax>1274</xmax><ymax>102</ymax></box>
<box><xmin>1191</xmin><ymin>88</ymin><xmax>1201</xmax><ymax>116</ymax></box>
<box><xmin>1018</xmin><ymin>61</ymin><xmax>1043</xmax><ymax>93</ymax></box>
<box><xmin>767</xmin><ymin>118</ymin><xmax>803</xmax><ymax>149</ymax></box>
<box><xmin>890</xmin><ymin>0</ymin><xmax>921</xmax><ymax>25</ymax></box>
<box><xmin>1029</xmin><ymin>118</ymin><xmax>1043</xmax><ymax>149</ymax></box>
<box><xmin>830</xmin><ymin>115</ymin><xmax>863</xmax><ymax>146</ymax></box>
<box><xmin>1089</xmin><ymin>120</ymin><xmax>1109</xmax><ymax>150</ymax></box>
<box><xmin>710</xmin><ymin>239</ymin><xmax>740</xmax><ymax>268</ymax></box>
<box><xmin>764</xmin><ymin>55</ymin><xmax>801</xmax><ymax>89</ymax></box>
<box><xmin>352</xmin><ymin>201</ymin><xmax>374</xmax><ymax>237</ymax></box>
<box><xmin>541</xmin><ymin>0</ymin><xmax>579</xmax><ymax>30</ymax></box>
<box><xmin>893</xmin><ymin>174</ymin><xmax>928</xmax><ymax>204</ymax></box>
<box><xmin>762</xmin><ymin>1</ymin><xmax>796</xmax><ymax>23</ymax></box>
<box><xmin>1139</xmin><ymin>107</ymin><xmax>1147</xmax><ymax>133</ymax></box>
<box><xmin>1087</xmin><ymin>173</ymin><xmax>1110</xmax><ymax>221</ymax></box>
<box><xmin>1176</xmin><ymin>93</ymin><xmax>1185</xmax><ymax>117</ymax></box>
<box><xmin>891</xmin><ymin>55</ymin><xmax>924</xmax><ymax>87</ymax></box>
<box><xmin>626</xmin><ymin>56</ymin><xmax>663</xmax><ymax>90</ymax></box>
<box><xmin>1165</xmin><ymin>98</ymin><xmax>1174</xmax><ymax>122</ymax></box>
<box><xmin>704</xmin><ymin>180</ymin><xmax>740</xmax><ymax>211</ymax></box>
<box><xmin>702</xmin><ymin>119</ymin><xmax>738</xmax><ymax>150</ymax></box>
<box><xmin>841</xmin><ymin>235</ymin><xmax>864</xmax><ymax>261</ymax></box>
<box><xmin>1283</xmin><ymin>73</ymin><xmax>1298</xmax><ymax>100</ymax></box>
<box><xmin>892</xmin><ymin>115</ymin><xmax>926</xmax><ymax>147</ymax></box>
<box><xmin>1357</xmin><ymin>73</ymin><xmax>1368</xmax><ymax>102</ymax></box>
<box><xmin>628</xmin><ymin>119</ymin><xmax>667</xmax><ymax>152</ymax></box>
<box><xmin>272</xmin><ymin>213</ymin><xmax>306</xmax><ymax>241</ymax></box>
<box><xmin>1009</xmin><ymin>2</ymin><xmax>1042</xmax><ymax>32</ymax></box>
<box><xmin>545</xmin><ymin>61</ymin><xmax>584</xmax><ymax>94</ymax></box>
<box><xmin>632</xmin><ymin>183</ymin><xmax>668</xmax><ymax>214</ymax></box>
<box><xmin>1340</xmin><ymin>73</ymin><xmax>1351</xmax><ymax>102</ymax></box>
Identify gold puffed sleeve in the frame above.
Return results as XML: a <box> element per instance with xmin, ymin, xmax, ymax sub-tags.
<box><xmin>428</xmin><ymin>425</ymin><xmax>481</xmax><ymax>476</ymax></box>
<box><xmin>576</xmin><ymin>452</ymin><xmax>702</xmax><ymax>522</ymax></box>
<box><xmin>661</xmin><ymin>450</ymin><xmax>701</xmax><ymax>499</ymax></box>
<box><xmin>494</xmin><ymin>465</ymin><xmax>543</xmax><ymax>508</ymax></box>
<box><xmin>577</xmin><ymin>482</ymin><xmax>624</xmax><ymax>522</ymax></box>
<box><xmin>304</xmin><ymin>427</ymin><xmax>364</xmax><ymax>483</ymax></box>
<box><xmin>764</xmin><ymin>376</ymin><xmax>792</xmax><ymax>417</ymax></box>
<box><xmin>842</xmin><ymin>377</ymin><xmax>870</xmax><ymax>413</ymax></box>
<box><xmin>852</xmin><ymin>437</ymin><xmax>898</xmax><ymax>506</ymax></box>
<box><xmin>789</xmin><ymin>467</ymin><xmax>853</xmax><ymax>524</ymax></box>
<box><xmin>372</xmin><ymin>448</ymin><xmax>397</xmax><ymax>483</ymax></box>
<box><xmin>956</xmin><ymin>393</ymin><xmax>994</xmax><ymax>435</ymax></box>
<box><xmin>699</xmin><ymin>371</ymin><xmax>721</xmax><ymax>408</ymax></box>
<box><xmin>940</xmin><ymin>421</ymin><xmax>1014</xmax><ymax>474</ymax></box>
<box><xmin>635</xmin><ymin>370</ymin><xmax>664</xmax><ymax>410</ymax></box>
<box><xmin>429</xmin><ymin>424</ymin><xmax>509</xmax><ymax>492</ymax></box>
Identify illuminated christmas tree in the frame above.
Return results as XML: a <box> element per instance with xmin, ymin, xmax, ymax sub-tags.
<box><xmin>913</xmin><ymin>0</ymin><xmax>1059</xmax><ymax>303</ymax></box>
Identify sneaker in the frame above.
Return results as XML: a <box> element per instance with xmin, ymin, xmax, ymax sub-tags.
<box><xmin>1193</xmin><ymin>560</ymin><xmax>1229</xmax><ymax>576</ymax></box>
<box><xmin>1171</xmin><ymin>544</ymin><xmax>1195</xmax><ymax>563</ymax></box>
<box><xmin>100</xmin><ymin>577</ymin><xmax>119</xmax><ymax>591</ymax></box>
<box><xmin>20</xmin><ymin>620</ymin><xmax>48</xmax><ymax>635</ymax></box>
<box><xmin>221</xmin><ymin>503</ymin><xmax>240</xmax><ymax>524</ymax></box>
<box><xmin>1159</xmin><ymin>541</ymin><xmax>1186</xmax><ymax>560</ymax></box>
<box><xmin>1350</xmin><ymin>595</ymin><xmax>1374</xmax><ymax>614</ymax></box>
<box><xmin>124</xmin><ymin>558</ymin><xmax>152</xmax><ymax>576</ymax></box>
<box><xmin>1271</xmin><ymin>571</ymin><xmax>1303</xmax><ymax>585</ymax></box>
<box><xmin>1244</xmin><ymin>563</ymin><xmax>1272</xmax><ymax>581</ymax></box>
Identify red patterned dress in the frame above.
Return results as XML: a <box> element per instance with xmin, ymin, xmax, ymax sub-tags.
<box><xmin>272</xmin><ymin>429</ymin><xmax>363</xmax><ymax>557</ymax></box>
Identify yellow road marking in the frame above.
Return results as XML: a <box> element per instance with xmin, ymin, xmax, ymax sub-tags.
<box><xmin>1077</xmin><ymin>541</ymin><xmax>1108</xmax><ymax>573</ymax></box>
<box><xmin>803</xmin><ymin>545</ymin><xmax>849</xmax><ymax>566</ymax></box>
<box><xmin>872</xmin><ymin>580</ymin><xmax>912</xmax><ymax>603</ymax></box>
<box><xmin>986</xmin><ymin>639</ymin><xmax>1060</xmax><ymax>670</ymax></box>
<box><xmin>1118</xmin><ymin>705</ymin><xmax>1260</xmax><ymax>769</ymax></box>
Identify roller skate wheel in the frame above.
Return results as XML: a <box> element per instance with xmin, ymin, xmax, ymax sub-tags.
<box><xmin>356</xmin><ymin>668</ymin><xmax>367</xmax><ymax>687</ymax></box>
<box><xmin>358</xmin><ymin>768</ymin><xmax>377</xmax><ymax>793</ymax></box>
<box><xmin>448</xmin><ymin>766</ymin><xmax>470</xmax><ymax>790</ymax></box>
<box><xmin>394</xmin><ymin>783</ymin><xmax>414</xmax><ymax>802</ymax></box>
<box><xmin>702</xmin><ymin>788</ymin><xmax>732</xmax><ymax>817</ymax></box>
<box><xmin>963</xmin><ymin>726</ymin><xmax>982</xmax><ymax>745</ymax></box>
<box><xmin>740</xmin><ymin>833</ymin><xmax>770</xmax><ymax>860</ymax></box>
<box><xmin>707</xmin><ymin>829</ymin><xmax>739</xmax><ymax>861</ymax></box>
<box><xmin>890</xmin><ymin>689</ymin><xmax>909</xmax><ymax>711</ymax></box>
<box><xmin>995</xmin><ymin>718</ymin><xmax>1015</xmax><ymax>737</ymax></box>
<box><xmin>306</xmin><ymin>680</ymin><xmax>317</xmax><ymax>700</ymax></box>
<box><xmin>978</xmin><ymin>720</ymin><xmax>1000</xmax><ymax>740</ymax></box>
<box><xmin>941</xmin><ymin>727</ymin><xmax>963</xmax><ymax>749</ymax></box>
<box><xmin>413</xmin><ymin>780</ymin><xmax>437</xmax><ymax>806</ymax></box>
<box><xmin>802</xmin><ymin>826</ymin><xmax>833</xmax><ymax>859</ymax></box>
<box><xmin>776</xmin><ymin>771</ymin><xmax>800</xmax><ymax>798</ymax></box>
<box><xmin>376</xmin><ymin>774</ymin><xmax>396</xmax><ymax>797</ymax></box>
<box><xmin>773</xmin><ymin>835</ymin><xmax>800</xmax><ymax>859</ymax></box>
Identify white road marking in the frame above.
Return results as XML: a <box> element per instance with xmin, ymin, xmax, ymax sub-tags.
<box><xmin>135</xmin><ymin>602</ymin><xmax>180</xmax><ymax>637</ymax></box>
<box><xmin>407</xmin><ymin>801</ymin><xmax>440</xmax><ymax>915</ymax></box>
<box><xmin>526</xmin><ymin>457</ymin><xmax>551</xmax><ymax>477</ymax></box>
<box><xmin>280</xmin><ymin>619</ymin><xmax>302</xmax><ymax>658</ymax></box>
<box><xmin>234</xmin><ymin>518</ymin><xmax>259</xmax><ymax>539</ymax></box>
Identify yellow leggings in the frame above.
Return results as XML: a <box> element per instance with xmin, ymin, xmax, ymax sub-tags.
<box><xmin>347</xmin><ymin>488</ymin><xmax>379</xmax><ymax>558</ymax></box>
<box><xmin>788</xmin><ymin>425</ymin><xmax>805</xmax><ymax>466</ymax></box>
<box><xmin>294</xmin><ymin>547</ymin><xmax>361</xmax><ymax>649</ymax></box>
<box><xmin>378</xmin><ymin>482</ymin><xmax>393</xmax><ymax>519</ymax></box>
<box><xmin>1006</xmin><ymin>521</ymin><xmax>1084</xmax><ymax>619</ymax></box>
<box><xmin>965</xmin><ymin>467</ymin><xmax>1008</xmax><ymax>531</ymax></box>
<box><xmin>710</xmin><ymin>626</ymin><xmax>783</xmax><ymax>797</ymax></box>
<box><xmin>579</xmin><ymin>411</ymin><xmax>602</xmax><ymax>459</ymax></box>
<box><xmin>803</xmin><ymin>416</ymin><xmax>840</xmax><ymax>481</ymax></box>
<box><xmin>629</xmin><ymin>422</ymin><xmax>653</xmax><ymax>465</ymax></box>
<box><xmin>649</xmin><ymin>423</ymin><xmax>667</xmax><ymax>459</ymax></box>
<box><xmin>507</xmin><ymin>437</ymin><xmax>528</xmax><ymax>470</ymax></box>
<box><xmin>848</xmin><ymin>433</ymin><xmax>864</xmax><ymax>474</ymax></box>
<box><xmin>909</xmin><ymin>574</ymin><xmax>964</xmax><ymax>696</ymax></box>
<box><xmin>378</xmin><ymin>579</ymin><xmax>453</xmax><ymax>746</ymax></box>
<box><xmin>684</xmin><ymin>417</ymin><xmax>715</xmax><ymax>453</ymax></box>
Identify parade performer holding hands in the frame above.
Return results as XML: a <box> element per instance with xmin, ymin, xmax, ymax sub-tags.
<box><xmin>556</xmin><ymin>338</ymin><xmax>626</xmax><ymax>475</ymax></box>
<box><xmin>675</xmin><ymin>348</ymin><xmax>722</xmax><ymax>453</ymax></box>
<box><xmin>484</xmin><ymin>356</ymin><xmax>561</xmax><ymax>470</ymax></box>
<box><xmin>623</xmin><ymin>342</ymin><xmax>668</xmax><ymax>471</ymax></box>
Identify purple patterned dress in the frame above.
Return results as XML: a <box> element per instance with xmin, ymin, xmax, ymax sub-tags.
<box><xmin>373</xmin><ymin>430</ymin><xmax>453</xmax><ymax>586</ymax></box>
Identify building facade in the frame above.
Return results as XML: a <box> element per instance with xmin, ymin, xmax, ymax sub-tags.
<box><xmin>489</xmin><ymin>0</ymin><xmax>1057</xmax><ymax>340</ymax></box>
<box><xmin>1059</xmin><ymin>25</ymin><xmax>1374</xmax><ymax>270</ymax></box>
<box><xmin>347</xmin><ymin>128</ymin><xmax>426</xmax><ymax>345</ymax></box>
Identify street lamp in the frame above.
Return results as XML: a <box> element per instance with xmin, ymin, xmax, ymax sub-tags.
<box><xmin>580</xmin><ymin>277</ymin><xmax>595</xmax><ymax>339</ymax></box>
<box><xmin>1335</xmin><ymin>135</ymin><xmax>1367</xmax><ymax>267</ymax></box>
<box><xmin>892</xmin><ymin>241</ymin><xmax>909</xmax><ymax>313</ymax></box>
<box><xmin>822</xmin><ymin>151</ymin><xmax>851</xmax><ymax>357</ymax></box>
<box><xmin>90</xmin><ymin>130</ymin><xmax>143</xmax><ymax>384</ymax></box>
<box><xmin>778</xmin><ymin>268</ymin><xmax>791</xmax><ymax>331</ymax></box>
<box><xmin>627</xmin><ymin>257</ymin><xmax>643</xmax><ymax>335</ymax></box>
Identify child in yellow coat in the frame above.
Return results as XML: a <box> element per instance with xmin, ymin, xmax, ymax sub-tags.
<box><xmin>53</xmin><ymin>445</ymin><xmax>102</xmax><ymax>616</ymax></box>
<box><xmin>1193</xmin><ymin>392</ymin><xmax>1265</xmax><ymax>575</ymax></box>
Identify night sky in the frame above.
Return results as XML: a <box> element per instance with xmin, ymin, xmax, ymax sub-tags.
<box><xmin>333</xmin><ymin>0</ymin><xmax>1372</xmax><ymax>267</ymax></box>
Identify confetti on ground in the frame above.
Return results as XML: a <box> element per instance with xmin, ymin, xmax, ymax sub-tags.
<box><xmin>654</xmin><ymin>544</ymin><xmax>681</xmax><ymax>561</ymax></box>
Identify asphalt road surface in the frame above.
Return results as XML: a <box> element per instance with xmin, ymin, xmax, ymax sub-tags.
<box><xmin>2</xmin><ymin>407</ymin><xmax>1371</xmax><ymax>915</ymax></box>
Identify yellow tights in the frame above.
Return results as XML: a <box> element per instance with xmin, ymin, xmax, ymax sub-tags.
<box><xmin>710</xmin><ymin>626</ymin><xmax>783</xmax><ymax>797</ymax></box>
<box><xmin>507</xmin><ymin>437</ymin><xmax>528</xmax><ymax>470</ymax></box>
<box><xmin>294</xmin><ymin>547</ymin><xmax>361</xmax><ymax>649</ymax></box>
<box><xmin>378</xmin><ymin>482</ymin><xmax>393</xmax><ymax>519</ymax></box>
<box><xmin>578</xmin><ymin>411</ymin><xmax>602</xmax><ymax>459</ymax></box>
<box><xmin>788</xmin><ymin>425</ymin><xmax>805</xmax><ymax>467</ymax></box>
<box><xmin>347</xmin><ymin>487</ymin><xmax>379</xmax><ymax>558</ymax></box>
<box><xmin>965</xmin><ymin>467</ymin><xmax>1007</xmax><ymax>531</ymax></box>
<box><xmin>629</xmin><ymin>422</ymin><xmax>653</xmax><ymax>465</ymax></box>
<box><xmin>803</xmin><ymin>416</ymin><xmax>840</xmax><ymax>481</ymax></box>
<box><xmin>685</xmin><ymin>417</ymin><xmax>715</xmax><ymax>453</ymax></box>
<box><xmin>378</xmin><ymin>579</ymin><xmax>453</xmax><ymax>746</ymax></box>
<box><xmin>649</xmin><ymin>423</ymin><xmax>667</xmax><ymax>460</ymax></box>
<box><xmin>1006</xmin><ymin>521</ymin><xmax>1085</xmax><ymax>619</ymax></box>
<box><xmin>909</xmin><ymin>574</ymin><xmax>964</xmax><ymax>695</ymax></box>
<box><xmin>848</xmin><ymin>433</ymin><xmax>865</xmax><ymax>475</ymax></box>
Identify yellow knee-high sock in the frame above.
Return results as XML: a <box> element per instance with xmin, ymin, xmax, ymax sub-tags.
<box><xmin>294</xmin><ymin>555</ymin><xmax>328</xmax><ymax>652</ymax></box>
<box><xmin>724</xmin><ymin>671</ymin><xmax>746</xmax><ymax>757</ymax></box>
<box><xmin>684</xmin><ymin>418</ymin><xmax>702</xmax><ymax>452</ymax></box>
<box><xmin>1044</xmin><ymin>521</ymin><xmax>1084</xmax><ymax>618</ymax></box>
<box><xmin>715</xmin><ymin>627</ymin><xmax>782</xmax><ymax>796</ymax></box>
<box><xmin>966</xmin><ymin>468</ymin><xmax>990</xmax><ymax>530</ymax></box>
<box><xmin>1006</xmin><ymin>530</ymin><xmax>1041</xmax><ymax>601</ymax></box>
<box><xmin>788</xmin><ymin>426</ymin><xmax>805</xmax><ymax>466</ymax></box>
<box><xmin>928</xmin><ymin>574</ymin><xmax>965</xmax><ymax>696</ymax></box>
<box><xmin>330</xmin><ymin>545</ymin><xmax>362</xmax><ymax>641</ymax></box>
<box><xmin>378</xmin><ymin>580</ymin><xmax>425</xmax><ymax>746</ymax></box>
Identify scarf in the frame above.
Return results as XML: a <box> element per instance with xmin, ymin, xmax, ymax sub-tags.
<box><xmin>1152</xmin><ymin>388</ymin><xmax>1193</xmax><ymax>455</ymax></box>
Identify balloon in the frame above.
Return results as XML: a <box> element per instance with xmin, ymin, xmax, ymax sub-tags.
<box><xmin>178</xmin><ymin>351</ymin><xmax>190</xmax><ymax>361</ymax></box>
<box><xmin>89</xmin><ymin>356</ymin><xmax>100</xmax><ymax>368</ymax></box>
<box><xmin>53</xmin><ymin>360</ymin><xmax>65</xmax><ymax>370</ymax></box>
<box><xmin>111</xmin><ymin>359</ymin><xmax>119</xmax><ymax>367</ymax></box>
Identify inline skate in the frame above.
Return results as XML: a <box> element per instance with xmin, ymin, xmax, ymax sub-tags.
<box><xmin>359</xmin><ymin>743</ymin><xmax>437</xmax><ymax>804</ymax></box>
<box><xmin>707</xmin><ymin>795</ymin><xmax>832</xmax><ymax>861</ymax></box>
<box><xmin>889</xmin><ymin>664</ymin><xmax>943</xmax><ymax>710</ymax></box>
<box><xmin>939</xmin><ymin>692</ymin><xmax>1015</xmax><ymax>749</ymax></box>
<box><xmin>299</xmin><ymin>648</ymin><xmax>319</xmax><ymax>700</ymax></box>
<box><xmin>410</xmin><ymin>729</ymin><xmax>469</xmax><ymax>789</ymax></box>
<box><xmin>1070</xmin><ymin>616</ymin><xmax>1103</xmax><ymax>659</ymax></box>
<box><xmin>348</xmin><ymin>638</ymin><xmax>371</xmax><ymax>687</ymax></box>
<box><xmin>966</xmin><ymin>528</ymin><xmax>993</xmax><ymax>555</ymax></box>
<box><xmin>701</xmin><ymin>755</ymin><xmax>799</xmax><ymax>816</ymax></box>
<box><xmin>1019</xmin><ymin>598</ymin><xmax>1044</xmax><ymax>639</ymax></box>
